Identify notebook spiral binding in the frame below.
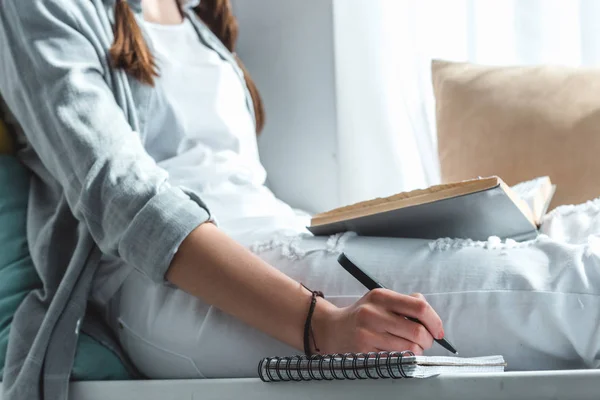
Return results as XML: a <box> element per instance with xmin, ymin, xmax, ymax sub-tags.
<box><xmin>258</xmin><ymin>351</ymin><xmax>415</xmax><ymax>382</ymax></box>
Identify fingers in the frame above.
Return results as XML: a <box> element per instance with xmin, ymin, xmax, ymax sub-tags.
<box><xmin>407</xmin><ymin>293</ymin><xmax>444</xmax><ymax>340</ymax></box>
<box><xmin>357</xmin><ymin>329</ymin><xmax>425</xmax><ymax>355</ymax></box>
<box><xmin>356</xmin><ymin>304</ymin><xmax>434</xmax><ymax>350</ymax></box>
<box><xmin>351</xmin><ymin>289</ymin><xmax>445</xmax><ymax>355</ymax></box>
<box><xmin>365</xmin><ymin>289</ymin><xmax>444</xmax><ymax>340</ymax></box>
<box><xmin>389</xmin><ymin>317</ymin><xmax>434</xmax><ymax>351</ymax></box>
<box><xmin>377</xmin><ymin>332</ymin><xmax>425</xmax><ymax>355</ymax></box>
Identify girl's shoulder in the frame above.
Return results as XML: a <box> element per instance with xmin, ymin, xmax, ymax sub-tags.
<box><xmin>3</xmin><ymin>0</ymin><xmax>111</xmax><ymax>32</ymax></box>
<box><xmin>1</xmin><ymin>0</ymin><xmax>117</xmax><ymax>62</ymax></box>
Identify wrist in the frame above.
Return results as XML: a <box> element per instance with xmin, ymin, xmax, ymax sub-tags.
<box><xmin>310</xmin><ymin>297</ymin><xmax>339</xmax><ymax>355</ymax></box>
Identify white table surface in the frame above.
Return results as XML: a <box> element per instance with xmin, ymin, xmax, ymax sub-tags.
<box><xmin>3</xmin><ymin>369</ymin><xmax>599</xmax><ymax>400</ymax></box>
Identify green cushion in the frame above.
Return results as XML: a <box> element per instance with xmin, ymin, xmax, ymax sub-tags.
<box><xmin>0</xmin><ymin>155</ymin><xmax>130</xmax><ymax>381</ymax></box>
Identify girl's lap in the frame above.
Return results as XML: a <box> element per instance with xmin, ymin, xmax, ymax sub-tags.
<box><xmin>106</xmin><ymin>218</ymin><xmax>600</xmax><ymax>378</ymax></box>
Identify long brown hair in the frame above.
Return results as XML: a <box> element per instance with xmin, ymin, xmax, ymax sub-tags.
<box><xmin>109</xmin><ymin>0</ymin><xmax>265</xmax><ymax>133</ymax></box>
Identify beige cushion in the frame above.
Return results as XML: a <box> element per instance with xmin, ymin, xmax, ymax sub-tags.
<box><xmin>432</xmin><ymin>60</ymin><xmax>600</xmax><ymax>210</ymax></box>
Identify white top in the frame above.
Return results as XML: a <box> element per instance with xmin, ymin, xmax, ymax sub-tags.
<box><xmin>142</xmin><ymin>18</ymin><xmax>308</xmax><ymax>242</ymax></box>
<box><xmin>90</xmin><ymin>18</ymin><xmax>308</xmax><ymax>305</ymax></box>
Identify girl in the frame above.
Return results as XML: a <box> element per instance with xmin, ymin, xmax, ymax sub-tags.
<box><xmin>1</xmin><ymin>0</ymin><xmax>599</xmax><ymax>397</ymax></box>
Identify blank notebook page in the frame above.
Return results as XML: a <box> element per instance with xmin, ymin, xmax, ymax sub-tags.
<box><xmin>410</xmin><ymin>355</ymin><xmax>507</xmax><ymax>378</ymax></box>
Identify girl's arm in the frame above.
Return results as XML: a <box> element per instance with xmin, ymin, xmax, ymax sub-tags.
<box><xmin>168</xmin><ymin>223</ymin><xmax>446</xmax><ymax>354</ymax></box>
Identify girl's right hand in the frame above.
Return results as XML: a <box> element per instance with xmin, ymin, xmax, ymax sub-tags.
<box><xmin>314</xmin><ymin>289</ymin><xmax>444</xmax><ymax>355</ymax></box>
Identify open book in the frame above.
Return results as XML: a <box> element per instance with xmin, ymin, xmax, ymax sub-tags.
<box><xmin>309</xmin><ymin>176</ymin><xmax>555</xmax><ymax>242</ymax></box>
<box><xmin>258</xmin><ymin>352</ymin><xmax>506</xmax><ymax>382</ymax></box>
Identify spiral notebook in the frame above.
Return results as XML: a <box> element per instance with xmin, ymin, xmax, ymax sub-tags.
<box><xmin>258</xmin><ymin>352</ymin><xmax>506</xmax><ymax>382</ymax></box>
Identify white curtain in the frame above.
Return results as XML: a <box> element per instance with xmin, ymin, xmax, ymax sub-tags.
<box><xmin>332</xmin><ymin>0</ymin><xmax>600</xmax><ymax>206</ymax></box>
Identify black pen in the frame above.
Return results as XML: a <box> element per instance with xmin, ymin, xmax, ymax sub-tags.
<box><xmin>337</xmin><ymin>253</ymin><xmax>458</xmax><ymax>354</ymax></box>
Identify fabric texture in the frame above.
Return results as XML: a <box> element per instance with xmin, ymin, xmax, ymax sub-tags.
<box><xmin>432</xmin><ymin>59</ymin><xmax>600</xmax><ymax>210</ymax></box>
<box><xmin>0</xmin><ymin>1</ymin><xmax>254</xmax><ymax>398</ymax></box>
<box><xmin>0</xmin><ymin>156</ymin><xmax>131</xmax><ymax>381</ymax></box>
<box><xmin>98</xmin><ymin>202</ymin><xmax>600</xmax><ymax>378</ymax></box>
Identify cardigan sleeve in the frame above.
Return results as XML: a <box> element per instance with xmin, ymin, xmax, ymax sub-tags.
<box><xmin>0</xmin><ymin>0</ymin><xmax>212</xmax><ymax>282</ymax></box>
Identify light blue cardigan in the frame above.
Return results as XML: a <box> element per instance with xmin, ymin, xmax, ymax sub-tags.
<box><xmin>0</xmin><ymin>1</ymin><xmax>255</xmax><ymax>399</ymax></box>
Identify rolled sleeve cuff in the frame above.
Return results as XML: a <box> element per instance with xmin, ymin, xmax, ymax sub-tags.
<box><xmin>119</xmin><ymin>186</ymin><xmax>212</xmax><ymax>283</ymax></box>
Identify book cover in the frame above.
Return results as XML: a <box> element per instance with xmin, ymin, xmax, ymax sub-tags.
<box><xmin>308</xmin><ymin>177</ymin><xmax>553</xmax><ymax>241</ymax></box>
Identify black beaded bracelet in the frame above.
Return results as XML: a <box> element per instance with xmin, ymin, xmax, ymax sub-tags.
<box><xmin>302</xmin><ymin>284</ymin><xmax>324</xmax><ymax>357</ymax></box>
